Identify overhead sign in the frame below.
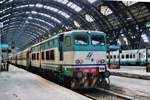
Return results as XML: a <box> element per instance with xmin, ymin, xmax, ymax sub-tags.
<box><xmin>0</xmin><ymin>44</ymin><xmax>9</xmax><ymax>48</ymax></box>
<box><xmin>109</xmin><ymin>45</ymin><xmax>120</xmax><ymax>50</ymax></box>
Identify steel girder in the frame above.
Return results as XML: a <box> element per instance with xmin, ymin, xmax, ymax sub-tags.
<box><xmin>1</xmin><ymin>0</ymin><xmax>91</xmax><ymax>29</ymax></box>
<box><xmin>3</xmin><ymin>19</ymin><xmax>49</xmax><ymax>42</ymax></box>
<box><xmin>3</xmin><ymin>23</ymin><xmax>46</xmax><ymax>40</ymax></box>
<box><xmin>70</xmin><ymin>0</ymin><xmax>114</xmax><ymax>31</ymax></box>
<box><xmin>3</xmin><ymin>18</ymin><xmax>50</xmax><ymax>34</ymax></box>
<box><xmin>3</xmin><ymin>12</ymin><xmax>62</xmax><ymax>28</ymax></box>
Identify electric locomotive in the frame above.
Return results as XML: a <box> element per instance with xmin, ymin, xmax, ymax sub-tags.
<box><xmin>11</xmin><ymin>30</ymin><xmax>111</xmax><ymax>89</ymax></box>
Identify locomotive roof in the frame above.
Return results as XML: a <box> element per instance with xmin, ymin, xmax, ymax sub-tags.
<box><xmin>31</xmin><ymin>30</ymin><xmax>106</xmax><ymax>48</ymax></box>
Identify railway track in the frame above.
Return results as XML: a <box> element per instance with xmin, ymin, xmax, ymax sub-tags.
<box><xmin>76</xmin><ymin>88</ymin><xmax>134</xmax><ymax>100</ymax></box>
<box><xmin>21</xmin><ymin>66</ymin><xmax>134</xmax><ymax>100</ymax></box>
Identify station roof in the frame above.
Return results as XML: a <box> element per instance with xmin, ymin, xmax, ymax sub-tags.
<box><xmin>0</xmin><ymin>0</ymin><xmax>150</xmax><ymax>50</ymax></box>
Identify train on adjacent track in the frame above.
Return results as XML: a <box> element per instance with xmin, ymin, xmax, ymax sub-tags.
<box><xmin>9</xmin><ymin>30</ymin><xmax>111</xmax><ymax>89</ymax></box>
<box><xmin>107</xmin><ymin>49</ymin><xmax>150</xmax><ymax>66</ymax></box>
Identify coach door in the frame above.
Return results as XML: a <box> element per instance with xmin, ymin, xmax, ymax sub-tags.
<box><xmin>58</xmin><ymin>34</ymin><xmax>64</xmax><ymax>79</ymax></box>
<box><xmin>26</xmin><ymin>50</ymin><xmax>30</xmax><ymax>69</ymax></box>
<box><xmin>146</xmin><ymin>47</ymin><xmax>150</xmax><ymax>72</ymax></box>
<box><xmin>59</xmin><ymin>34</ymin><xmax>64</xmax><ymax>61</ymax></box>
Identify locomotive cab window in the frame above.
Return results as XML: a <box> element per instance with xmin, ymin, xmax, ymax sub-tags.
<box><xmin>65</xmin><ymin>36</ymin><xmax>71</xmax><ymax>47</ymax></box>
<box><xmin>74</xmin><ymin>34</ymin><xmax>89</xmax><ymax>45</ymax></box>
<box><xmin>91</xmin><ymin>35</ymin><xmax>105</xmax><ymax>45</ymax></box>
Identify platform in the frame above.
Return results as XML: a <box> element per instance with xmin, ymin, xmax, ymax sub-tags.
<box><xmin>109</xmin><ymin>66</ymin><xmax>150</xmax><ymax>80</ymax></box>
<box><xmin>0</xmin><ymin>65</ymin><xmax>90</xmax><ymax>100</ymax></box>
<box><xmin>109</xmin><ymin>75</ymin><xmax>150</xmax><ymax>99</ymax></box>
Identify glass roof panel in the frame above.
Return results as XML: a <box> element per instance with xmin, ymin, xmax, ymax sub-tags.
<box><xmin>85</xmin><ymin>14</ymin><xmax>95</xmax><ymax>22</ymax></box>
<box><xmin>0</xmin><ymin>14</ymin><xmax>11</xmax><ymax>20</ymax></box>
<box><xmin>122</xmin><ymin>1</ymin><xmax>138</xmax><ymax>6</ymax></box>
<box><xmin>30</xmin><ymin>22</ymin><xmax>49</xmax><ymax>32</ymax></box>
<box><xmin>58</xmin><ymin>11</ymin><xmax>70</xmax><ymax>18</ymax></box>
<box><xmin>33</xmin><ymin>18</ymin><xmax>54</xmax><ymax>27</ymax></box>
<box><xmin>16</xmin><ymin>5</ymin><xmax>29</xmax><ymax>9</ymax></box>
<box><xmin>29</xmin><ymin>4</ymin><xmax>35</xmax><ymax>7</ymax></box>
<box><xmin>35</xmin><ymin>3</ymin><xmax>43</xmax><ymax>8</ymax></box>
<box><xmin>38</xmin><ymin>12</ymin><xmax>61</xmax><ymax>23</ymax></box>
<box><xmin>0</xmin><ymin>0</ymin><xmax>5</xmax><ymax>4</ymax></box>
<box><xmin>100</xmin><ymin>6</ymin><xmax>113</xmax><ymax>16</ymax></box>
<box><xmin>31</xmin><ymin>11</ymin><xmax>38</xmax><ymax>14</ymax></box>
<box><xmin>67</xmin><ymin>2</ymin><xmax>82</xmax><ymax>12</ymax></box>
<box><xmin>87</xmin><ymin>0</ymin><xmax>97</xmax><ymax>3</ymax></box>
<box><xmin>54</xmin><ymin>0</ymin><xmax>69</xmax><ymax>4</ymax></box>
<box><xmin>74</xmin><ymin>21</ymin><xmax>80</xmax><ymax>28</ymax></box>
<box><xmin>141</xmin><ymin>34</ymin><xmax>149</xmax><ymax>43</ymax></box>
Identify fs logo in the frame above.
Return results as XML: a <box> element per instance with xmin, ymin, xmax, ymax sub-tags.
<box><xmin>86</xmin><ymin>52</ymin><xmax>93</xmax><ymax>60</ymax></box>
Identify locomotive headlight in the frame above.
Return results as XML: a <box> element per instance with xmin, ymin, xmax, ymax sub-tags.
<box><xmin>75</xmin><ymin>59</ymin><xmax>84</xmax><ymax>64</ymax></box>
<box><xmin>103</xmin><ymin>71</ymin><xmax>111</xmax><ymax>78</ymax></box>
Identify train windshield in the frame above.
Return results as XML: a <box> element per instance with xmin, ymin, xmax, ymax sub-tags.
<box><xmin>91</xmin><ymin>35</ymin><xmax>105</xmax><ymax>45</ymax></box>
<box><xmin>74</xmin><ymin>34</ymin><xmax>89</xmax><ymax>45</ymax></box>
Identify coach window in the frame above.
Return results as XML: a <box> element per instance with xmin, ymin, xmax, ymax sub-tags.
<box><xmin>41</xmin><ymin>52</ymin><xmax>44</xmax><ymax>60</ymax></box>
<box><xmin>107</xmin><ymin>55</ymin><xmax>109</xmax><ymax>59</ymax></box>
<box><xmin>32</xmin><ymin>54</ymin><xmax>35</xmax><ymax>60</ymax></box>
<box><xmin>133</xmin><ymin>54</ymin><xmax>135</xmax><ymax>58</ymax></box>
<box><xmin>126</xmin><ymin>54</ymin><xmax>129</xmax><ymax>58</ymax></box>
<box><xmin>65</xmin><ymin>36</ymin><xmax>71</xmax><ymax>47</ymax></box>
<box><xmin>110</xmin><ymin>55</ymin><xmax>112</xmax><ymax>59</ymax></box>
<box><xmin>37</xmin><ymin>53</ymin><xmax>39</xmax><ymax>60</ymax></box>
<box><xmin>122</xmin><ymin>55</ymin><xmax>124</xmax><ymax>59</ymax></box>
<box><xmin>130</xmin><ymin>54</ymin><xmax>132</xmax><ymax>58</ymax></box>
<box><xmin>50</xmin><ymin>50</ymin><xmax>55</xmax><ymax>60</ymax></box>
<box><xmin>46</xmin><ymin>51</ymin><xmax>50</xmax><ymax>60</ymax></box>
<box><xmin>35</xmin><ymin>54</ymin><xmax>36</xmax><ymax>60</ymax></box>
<box><xmin>74</xmin><ymin>34</ymin><xmax>89</xmax><ymax>45</ymax></box>
<box><xmin>114</xmin><ymin>55</ymin><xmax>116</xmax><ymax>59</ymax></box>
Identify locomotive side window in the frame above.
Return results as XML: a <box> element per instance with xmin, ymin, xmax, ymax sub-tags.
<box><xmin>91</xmin><ymin>35</ymin><xmax>105</xmax><ymax>45</ymax></box>
<box><xmin>50</xmin><ymin>50</ymin><xmax>55</xmax><ymax>60</ymax></box>
<box><xmin>65</xmin><ymin>36</ymin><xmax>71</xmax><ymax>47</ymax></box>
<box><xmin>41</xmin><ymin>52</ymin><xmax>44</xmax><ymax>60</ymax></box>
<box><xmin>74</xmin><ymin>34</ymin><xmax>89</xmax><ymax>45</ymax></box>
